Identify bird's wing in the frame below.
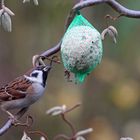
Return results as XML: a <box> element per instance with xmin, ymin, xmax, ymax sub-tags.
<box><xmin>0</xmin><ymin>76</ymin><xmax>32</xmax><ymax>101</ymax></box>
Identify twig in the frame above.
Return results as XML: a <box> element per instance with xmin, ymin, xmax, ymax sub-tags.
<box><xmin>40</xmin><ymin>41</ymin><xmax>61</xmax><ymax>59</ymax></box>
<box><xmin>61</xmin><ymin>113</ymin><xmax>76</xmax><ymax>136</ymax></box>
<box><xmin>44</xmin><ymin>56</ymin><xmax>61</xmax><ymax>64</ymax></box>
<box><xmin>50</xmin><ymin>103</ymin><xmax>81</xmax><ymax>140</ymax></box>
<box><xmin>14</xmin><ymin>115</ymin><xmax>33</xmax><ymax>127</ymax></box>
<box><xmin>27</xmin><ymin>130</ymin><xmax>49</xmax><ymax>140</ymax></box>
<box><xmin>60</xmin><ymin>103</ymin><xmax>81</xmax><ymax>138</ymax></box>
<box><xmin>0</xmin><ymin>107</ymin><xmax>28</xmax><ymax>136</ymax></box>
<box><xmin>66</xmin><ymin>0</ymin><xmax>140</xmax><ymax>29</ymax></box>
<box><xmin>65</xmin><ymin>103</ymin><xmax>81</xmax><ymax>114</ymax></box>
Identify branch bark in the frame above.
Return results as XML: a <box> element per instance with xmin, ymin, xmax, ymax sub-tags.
<box><xmin>66</xmin><ymin>0</ymin><xmax>140</xmax><ymax>28</ymax></box>
<box><xmin>0</xmin><ymin>107</ymin><xmax>28</xmax><ymax>136</ymax></box>
<box><xmin>1</xmin><ymin>0</ymin><xmax>140</xmax><ymax>136</ymax></box>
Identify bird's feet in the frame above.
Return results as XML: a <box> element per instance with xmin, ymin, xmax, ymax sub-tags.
<box><xmin>5</xmin><ymin>110</ymin><xmax>32</xmax><ymax>127</ymax></box>
<box><xmin>7</xmin><ymin>111</ymin><xmax>19</xmax><ymax>125</ymax></box>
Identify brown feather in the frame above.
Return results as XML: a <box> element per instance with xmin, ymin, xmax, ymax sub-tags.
<box><xmin>0</xmin><ymin>76</ymin><xmax>32</xmax><ymax>101</ymax></box>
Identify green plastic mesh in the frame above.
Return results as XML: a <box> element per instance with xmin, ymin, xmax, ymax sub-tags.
<box><xmin>67</xmin><ymin>13</ymin><xmax>94</xmax><ymax>30</ymax></box>
<box><xmin>61</xmin><ymin>13</ymin><xmax>103</xmax><ymax>83</ymax></box>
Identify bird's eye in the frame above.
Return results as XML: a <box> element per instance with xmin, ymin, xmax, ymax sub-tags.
<box><xmin>31</xmin><ymin>72</ymin><xmax>38</xmax><ymax>77</ymax></box>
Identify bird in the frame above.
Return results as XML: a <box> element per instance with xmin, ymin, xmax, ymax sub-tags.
<box><xmin>0</xmin><ymin>64</ymin><xmax>51</xmax><ymax>121</ymax></box>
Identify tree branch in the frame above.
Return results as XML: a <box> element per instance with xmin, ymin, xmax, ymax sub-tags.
<box><xmin>0</xmin><ymin>107</ymin><xmax>28</xmax><ymax>136</ymax></box>
<box><xmin>66</xmin><ymin>0</ymin><xmax>140</xmax><ymax>28</ymax></box>
<box><xmin>40</xmin><ymin>41</ymin><xmax>61</xmax><ymax>58</ymax></box>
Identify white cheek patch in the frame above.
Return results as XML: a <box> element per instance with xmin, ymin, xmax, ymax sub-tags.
<box><xmin>24</xmin><ymin>70</ymin><xmax>43</xmax><ymax>84</ymax></box>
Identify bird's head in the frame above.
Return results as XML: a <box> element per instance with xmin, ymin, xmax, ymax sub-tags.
<box><xmin>25</xmin><ymin>65</ymin><xmax>52</xmax><ymax>87</ymax></box>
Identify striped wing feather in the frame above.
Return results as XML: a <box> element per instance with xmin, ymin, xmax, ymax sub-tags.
<box><xmin>0</xmin><ymin>76</ymin><xmax>32</xmax><ymax>101</ymax></box>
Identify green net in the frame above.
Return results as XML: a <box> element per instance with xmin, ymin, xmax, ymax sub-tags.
<box><xmin>61</xmin><ymin>13</ymin><xmax>103</xmax><ymax>83</ymax></box>
<box><xmin>67</xmin><ymin>13</ymin><xmax>94</xmax><ymax>30</ymax></box>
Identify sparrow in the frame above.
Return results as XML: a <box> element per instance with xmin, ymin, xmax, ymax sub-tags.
<box><xmin>0</xmin><ymin>64</ymin><xmax>51</xmax><ymax>120</ymax></box>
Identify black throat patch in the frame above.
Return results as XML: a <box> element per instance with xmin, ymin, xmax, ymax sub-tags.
<box><xmin>42</xmin><ymin>72</ymin><xmax>48</xmax><ymax>87</ymax></box>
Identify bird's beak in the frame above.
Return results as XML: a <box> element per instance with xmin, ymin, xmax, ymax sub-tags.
<box><xmin>43</xmin><ymin>65</ymin><xmax>52</xmax><ymax>72</ymax></box>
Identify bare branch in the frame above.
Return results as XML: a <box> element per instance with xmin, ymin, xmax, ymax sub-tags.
<box><xmin>66</xmin><ymin>0</ymin><xmax>140</xmax><ymax>28</ymax></box>
<box><xmin>61</xmin><ymin>113</ymin><xmax>76</xmax><ymax>136</ymax></box>
<box><xmin>60</xmin><ymin>103</ymin><xmax>81</xmax><ymax>137</ymax></box>
<box><xmin>27</xmin><ymin>130</ymin><xmax>49</xmax><ymax>140</ymax></box>
<box><xmin>0</xmin><ymin>107</ymin><xmax>28</xmax><ymax>136</ymax></box>
<box><xmin>40</xmin><ymin>41</ymin><xmax>61</xmax><ymax>59</ymax></box>
<box><xmin>64</xmin><ymin>103</ymin><xmax>81</xmax><ymax>114</ymax></box>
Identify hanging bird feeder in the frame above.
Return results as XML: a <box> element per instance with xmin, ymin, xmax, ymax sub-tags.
<box><xmin>61</xmin><ymin>13</ymin><xmax>103</xmax><ymax>83</ymax></box>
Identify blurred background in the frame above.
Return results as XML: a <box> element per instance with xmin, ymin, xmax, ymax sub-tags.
<box><xmin>0</xmin><ymin>0</ymin><xmax>140</xmax><ymax>140</ymax></box>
